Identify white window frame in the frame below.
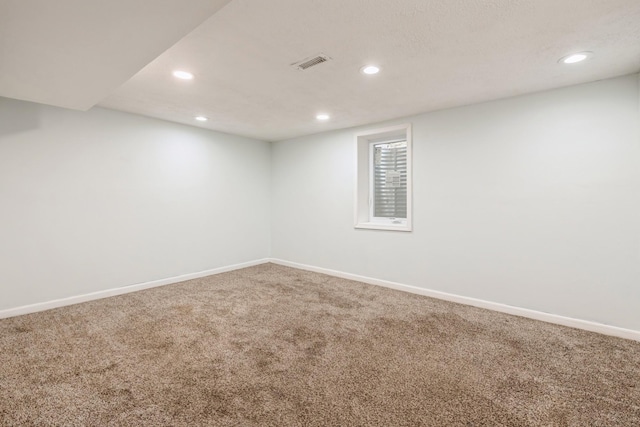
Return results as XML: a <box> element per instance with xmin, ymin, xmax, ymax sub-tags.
<box><xmin>354</xmin><ymin>123</ymin><xmax>412</xmax><ymax>232</ymax></box>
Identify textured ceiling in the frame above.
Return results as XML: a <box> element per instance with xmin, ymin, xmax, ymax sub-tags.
<box><xmin>98</xmin><ymin>0</ymin><xmax>640</xmax><ymax>141</ymax></box>
<box><xmin>26</xmin><ymin>1</ymin><xmax>640</xmax><ymax>141</ymax></box>
<box><xmin>0</xmin><ymin>0</ymin><xmax>231</xmax><ymax>110</ymax></box>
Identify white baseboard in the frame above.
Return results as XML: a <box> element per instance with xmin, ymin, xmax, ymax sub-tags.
<box><xmin>4</xmin><ymin>257</ymin><xmax>639</xmax><ymax>343</ymax></box>
<box><xmin>268</xmin><ymin>258</ymin><xmax>640</xmax><ymax>342</ymax></box>
<box><xmin>0</xmin><ymin>258</ymin><xmax>271</xmax><ymax>319</ymax></box>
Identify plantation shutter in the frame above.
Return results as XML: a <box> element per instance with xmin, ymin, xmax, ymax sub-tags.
<box><xmin>373</xmin><ymin>140</ymin><xmax>407</xmax><ymax>218</ymax></box>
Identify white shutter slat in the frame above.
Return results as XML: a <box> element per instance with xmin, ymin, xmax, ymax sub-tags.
<box><xmin>373</xmin><ymin>142</ymin><xmax>407</xmax><ymax>218</ymax></box>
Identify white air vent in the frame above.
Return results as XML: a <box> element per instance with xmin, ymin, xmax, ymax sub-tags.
<box><xmin>291</xmin><ymin>53</ymin><xmax>331</xmax><ymax>71</ymax></box>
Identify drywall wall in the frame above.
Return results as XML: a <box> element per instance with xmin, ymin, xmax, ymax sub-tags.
<box><xmin>0</xmin><ymin>98</ymin><xmax>271</xmax><ymax>310</ymax></box>
<box><xmin>271</xmin><ymin>74</ymin><xmax>640</xmax><ymax>331</ymax></box>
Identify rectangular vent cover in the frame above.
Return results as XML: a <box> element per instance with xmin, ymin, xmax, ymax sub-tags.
<box><xmin>291</xmin><ymin>53</ymin><xmax>331</xmax><ymax>71</ymax></box>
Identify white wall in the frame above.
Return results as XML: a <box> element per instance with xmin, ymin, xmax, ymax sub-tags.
<box><xmin>2</xmin><ymin>74</ymin><xmax>639</xmax><ymax>332</ymax></box>
<box><xmin>271</xmin><ymin>74</ymin><xmax>640</xmax><ymax>331</ymax></box>
<box><xmin>0</xmin><ymin>98</ymin><xmax>271</xmax><ymax>310</ymax></box>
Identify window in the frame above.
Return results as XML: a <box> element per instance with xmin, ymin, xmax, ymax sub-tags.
<box><xmin>355</xmin><ymin>124</ymin><xmax>412</xmax><ymax>231</ymax></box>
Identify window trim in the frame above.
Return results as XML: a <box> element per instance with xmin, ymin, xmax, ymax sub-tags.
<box><xmin>354</xmin><ymin>123</ymin><xmax>412</xmax><ymax>232</ymax></box>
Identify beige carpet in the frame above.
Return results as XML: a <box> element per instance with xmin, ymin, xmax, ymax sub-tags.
<box><xmin>1</xmin><ymin>263</ymin><xmax>639</xmax><ymax>426</ymax></box>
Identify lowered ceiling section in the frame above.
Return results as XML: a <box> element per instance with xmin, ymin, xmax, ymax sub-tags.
<box><xmin>0</xmin><ymin>0</ymin><xmax>232</xmax><ymax>110</ymax></box>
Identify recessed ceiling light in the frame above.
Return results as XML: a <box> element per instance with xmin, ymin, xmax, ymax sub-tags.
<box><xmin>316</xmin><ymin>114</ymin><xmax>330</xmax><ymax>121</ymax></box>
<box><xmin>361</xmin><ymin>65</ymin><xmax>380</xmax><ymax>75</ymax></box>
<box><xmin>173</xmin><ymin>70</ymin><xmax>194</xmax><ymax>80</ymax></box>
<box><xmin>195</xmin><ymin>116</ymin><xmax>208</xmax><ymax>122</ymax></box>
<box><xmin>559</xmin><ymin>52</ymin><xmax>593</xmax><ymax>64</ymax></box>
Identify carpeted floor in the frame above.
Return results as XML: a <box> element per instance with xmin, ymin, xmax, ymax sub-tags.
<box><xmin>1</xmin><ymin>264</ymin><xmax>639</xmax><ymax>426</ymax></box>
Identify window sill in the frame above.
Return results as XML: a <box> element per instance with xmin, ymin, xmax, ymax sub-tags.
<box><xmin>354</xmin><ymin>222</ymin><xmax>412</xmax><ymax>232</ymax></box>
